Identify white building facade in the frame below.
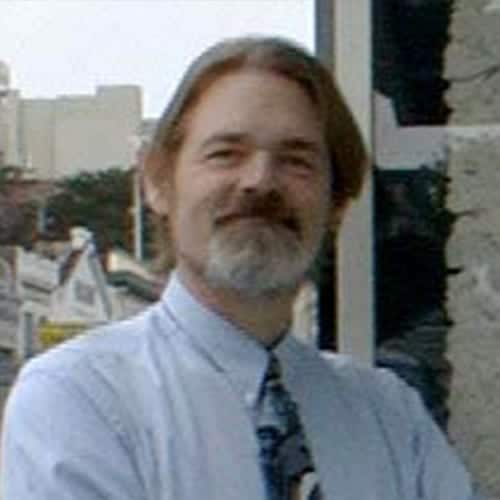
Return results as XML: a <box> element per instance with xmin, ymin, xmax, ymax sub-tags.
<box><xmin>3</xmin><ymin>228</ymin><xmax>160</xmax><ymax>362</ymax></box>
<box><xmin>0</xmin><ymin>61</ymin><xmax>142</xmax><ymax>179</ymax></box>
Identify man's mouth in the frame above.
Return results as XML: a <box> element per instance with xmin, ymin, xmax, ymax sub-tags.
<box><xmin>215</xmin><ymin>213</ymin><xmax>300</xmax><ymax>234</ymax></box>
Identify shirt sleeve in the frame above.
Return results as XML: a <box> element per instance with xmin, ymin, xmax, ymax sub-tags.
<box><xmin>1</xmin><ymin>369</ymin><xmax>145</xmax><ymax>500</ymax></box>
<box><xmin>380</xmin><ymin>368</ymin><xmax>486</xmax><ymax>500</ymax></box>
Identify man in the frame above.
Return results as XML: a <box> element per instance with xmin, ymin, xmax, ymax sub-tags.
<box><xmin>2</xmin><ymin>37</ymin><xmax>482</xmax><ymax>499</ymax></box>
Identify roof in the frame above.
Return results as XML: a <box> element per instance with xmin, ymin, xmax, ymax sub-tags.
<box><xmin>59</xmin><ymin>248</ymin><xmax>84</xmax><ymax>285</ymax></box>
<box><xmin>107</xmin><ymin>270</ymin><xmax>161</xmax><ymax>302</ymax></box>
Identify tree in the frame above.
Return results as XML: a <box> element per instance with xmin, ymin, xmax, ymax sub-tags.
<box><xmin>0</xmin><ymin>165</ymin><xmax>36</xmax><ymax>246</ymax></box>
<box><xmin>0</xmin><ymin>165</ymin><xmax>22</xmax><ymax>190</ymax></box>
<box><xmin>45</xmin><ymin>168</ymin><xmax>141</xmax><ymax>257</ymax></box>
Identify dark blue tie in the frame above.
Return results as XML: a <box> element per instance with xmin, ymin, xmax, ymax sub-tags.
<box><xmin>256</xmin><ymin>353</ymin><xmax>323</xmax><ymax>500</ymax></box>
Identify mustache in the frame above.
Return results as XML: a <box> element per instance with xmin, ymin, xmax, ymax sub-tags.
<box><xmin>213</xmin><ymin>192</ymin><xmax>300</xmax><ymax>233</ymax></box>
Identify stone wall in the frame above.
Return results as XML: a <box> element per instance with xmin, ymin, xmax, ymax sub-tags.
<box><xmin>445</xmin><ymin>0</ymin><xmax>500</xmax><ymax>496</ymax></box>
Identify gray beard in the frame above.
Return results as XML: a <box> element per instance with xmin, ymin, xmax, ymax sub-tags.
<box><xmin>205</xmin><ymin>222</ymin><xmax>318</xmax><ymax>299</ymax></box>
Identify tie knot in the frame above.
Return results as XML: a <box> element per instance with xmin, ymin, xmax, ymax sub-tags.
<box><xmin>260</xmin><ymin>354</ymin><xmax>299</xmax><ymax>432</ymax></box>
<box><xmin>264</xmin><ymin>353</ymin><xmax>282</xmax><ymax>384</ymax></box>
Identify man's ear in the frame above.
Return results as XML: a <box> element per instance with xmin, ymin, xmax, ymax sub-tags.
<box><xmin>143</xmin><ymin>148</ymin><xmax>171</xmax><ymax>216</ymax></box>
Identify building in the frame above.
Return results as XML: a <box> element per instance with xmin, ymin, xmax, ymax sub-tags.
<box><xmin>0</xmin><ymin>61</ymin><xmax>22</xmax><ymax>167</ymax></box>
<box><xmin>14</xmin><ymin>227</ymin><xmax>112</xmax><ymax>359</ymax></box>
<box><xmin>0</xmin><ymin>247</ymin><xmax>19</xmax><ymax>352</ymax></box>
<box><xmin>0</xmin><ymin>227</ymin><xmax>163</xmax><ymax>361</ymax></box>
<box><xmin>0</xmin><ymin>60</ymin><xmax>142</xmax><ymax>179</ymax></box>
<box><xmin>444</xmin><ymin>0</ymin><xmax>500</xmax><ymax>494</ymax></box>
<box><xmin>106</xmin><ymin>248</ymin><xmax>162</xmax><ymax>319</ymax></box>
<box><xmin>0</xmin><ymin>227</ymin><xmax>163</xmax><ymax>429</ymax></box>
<box><xmin>315</xmin><ymin>1</ymin><xmax>500</xmax><ymax>496</ymax></box>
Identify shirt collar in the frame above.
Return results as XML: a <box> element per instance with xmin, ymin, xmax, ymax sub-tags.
<box><xmin>161</xmin><ymin>271</ymin><xmax>290</xmax><ymax>408</ymax></box>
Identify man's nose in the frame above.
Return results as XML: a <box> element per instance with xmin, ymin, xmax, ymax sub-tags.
<box><xmin>239</xmin><ymin>151</ymin><xmax>277</xmax><ymax>194</ymax></box>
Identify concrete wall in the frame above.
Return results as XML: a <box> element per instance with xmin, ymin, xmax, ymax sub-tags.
<box><xmin>6</xmin><ymin>85</ymin><xmax>141</xmax><ymax>179</ymax></box>
<box><xmin>0</xmin><ymin>90</ymin><xmax>22</xmax><ymax>166</ymax></box>
<box><xmin>21</xmin><ymin>98</ymin><xmax>55</xmax><ymax>177</ymax></box>
<box><xmin>53</xmin><ymin>86</ymin><xmax>141</xmax><ymax>178</ymax></box>
<box><xmin>444</xmin><ymin>0</ymin><xmax>500</xmax><ymax>496</ymax></box>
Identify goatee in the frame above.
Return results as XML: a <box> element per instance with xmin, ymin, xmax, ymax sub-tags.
<box><xmin>205</xmin><ymin>192</ymin><xmax>321</xmax><ymax>298</ymax></box>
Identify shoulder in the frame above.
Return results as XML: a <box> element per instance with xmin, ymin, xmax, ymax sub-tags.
<box><xmin>320</xmin><ymin>351</ymin><xmax>408</xmax><ymax>392</ymax></box>
<box><xmin>22</xmin><ymin>301</ymin><xmax>171</xmax><ymax>379</ymax></box>
<box><xmin>320</xmin><ymin>350</ymin><xmax>422</xmax><ymax>409</ymax></box>
<box><xmin>285</xmin><ymin>338</ymin><xmax>419</xmax><ymax>410</ymax></box>
<box><xmin>314</xmin><ymin>352</ymin><xmax>479</xmax><ymax>498</ymax></box>
<box><xmin>7</xmin><ymin>301</ymin><xmax>177</xmax><ymax>427</ymax></box>
<box><xmin>317</xmin><ymin>350</ymin><xmax>439</xmax><ymax>447</ymax></box>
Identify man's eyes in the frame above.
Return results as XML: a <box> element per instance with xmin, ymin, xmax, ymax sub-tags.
<box><xmin>205</xmin><ymin>148</ymin><xmax>243</xmax><ymax>164</ymax></box>
<box><xmin>202</xmin><ymin>148</ymin><xmax>316</xmax><ymax>174</ymax></box>
<box><xmin>278</xmin><ymin>154</ymin><xmax>315</xmax><ymax>173</ymax></box>
<box><xmin>208</xmin><ymin>149</ymin><xmax>238</xmax><ymax>158</ymax></box>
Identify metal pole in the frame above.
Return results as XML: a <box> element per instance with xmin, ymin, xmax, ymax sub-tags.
<box><xmin>315</xmin><ymin>0</ymin><xmax>375</xmax><ymax>365</ymax></box>
<box><xmin>128</xmin><ymin>134</ymin><xmax>144</xmax><ymax>262</ymax></box>
<box><xmin>0</xmin><ymin>88</ymin><xmax>8</xmax><ymax>167</ymax></box>
<box><xmin>133</xmin><ymin>165</ymin><xmax>143</xmax><ymax>261</ymax></box>
<box><xmin>334</xmin><ymin>0</ymin><xmax>375</xmax><ymax>366</ymax></box>
<box><xmin>314</xmin><ymin>0</ymin><xmax>334</xmax><ymax>68</ymax></box>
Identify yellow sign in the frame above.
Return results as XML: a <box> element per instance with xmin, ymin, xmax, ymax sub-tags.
<box><xmin>38</xmin><ymin>322</ymin><xmax>88</xmax><ymax>349</ymax></box>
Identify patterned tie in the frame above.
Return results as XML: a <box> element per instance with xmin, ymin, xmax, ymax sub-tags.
<box><xmin>256</xmin><ymin>353</ymin><xmax>323</xmax><ymax>500</ymax></box>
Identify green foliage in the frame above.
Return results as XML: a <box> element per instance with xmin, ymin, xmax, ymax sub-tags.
<box><xmin>45</xmin><ymin>168</ymin><xmax>137</xmax><ymax>256</ymax></box>
<box><xmin>0</xmin><ymin>165</ymin><xmax>22</xmax><ymax>193</ymax></box>
<box><xmin>0</xmin><ymin>166</ymin><xmax>37</xmax><ymax>245</ymax></box>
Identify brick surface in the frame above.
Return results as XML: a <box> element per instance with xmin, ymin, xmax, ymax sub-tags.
<box><xmin>445</xmin><ymin>2</ymin><xmax>500</xmax><ymax>497</ymax></box>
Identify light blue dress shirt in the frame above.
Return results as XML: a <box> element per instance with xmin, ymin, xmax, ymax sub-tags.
<box><xmin>1</xmin><ymin>273</ymin><xmax>482</xmax><ymax>499</ymax></box>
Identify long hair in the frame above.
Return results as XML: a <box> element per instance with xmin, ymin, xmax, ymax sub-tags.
<box><xmin>144</xmin><ymin>36</ymin><xmax>368</xmax><ymax>212</ymax></box>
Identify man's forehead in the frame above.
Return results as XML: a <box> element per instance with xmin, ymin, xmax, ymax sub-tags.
<box><xmin>192</xmin><ymin>68</ymin><xmax>317</xmax><ymax>113</ymax></box>
<box><xmin>199</xmin><ymin>131</ymin><xmax>325</xmax><ymax>153</ymax></box>
<box><xmin>182</xmin><ymin>70</ymin><xmax>324</xmax><ymax>140</ymax></box>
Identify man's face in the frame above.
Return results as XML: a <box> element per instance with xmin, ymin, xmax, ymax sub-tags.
<box><xmin>165</xmin><ymin>69</ymin><xmax>333</xmax><ymax>297</ymax></box>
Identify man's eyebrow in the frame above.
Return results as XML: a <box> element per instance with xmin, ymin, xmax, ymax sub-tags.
<box><xmin>200</xmin><ymin>133</ymin><xmax>250</xmax><ymax>149</ymax></box>
<box><xmin>199</xmin><ymin>133</ymin><xmax>323</xmax><ymax>154</ymax></box>
<box><xmin>277</xmin><ymin>137</ymin><xmax>323</xmax><ymax>154</ymax></box>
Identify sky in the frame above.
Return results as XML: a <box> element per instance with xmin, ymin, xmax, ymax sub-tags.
<box><xmin>0</xmin><ymin>0</ymin><xmax>314</xmax><ymax>118</ymax></box>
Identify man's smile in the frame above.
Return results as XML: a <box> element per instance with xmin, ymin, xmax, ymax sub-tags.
<box><xmin>214</xmin><ymin>212</ymin><xmax>300</xmax><ymax>234</ymax></box>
